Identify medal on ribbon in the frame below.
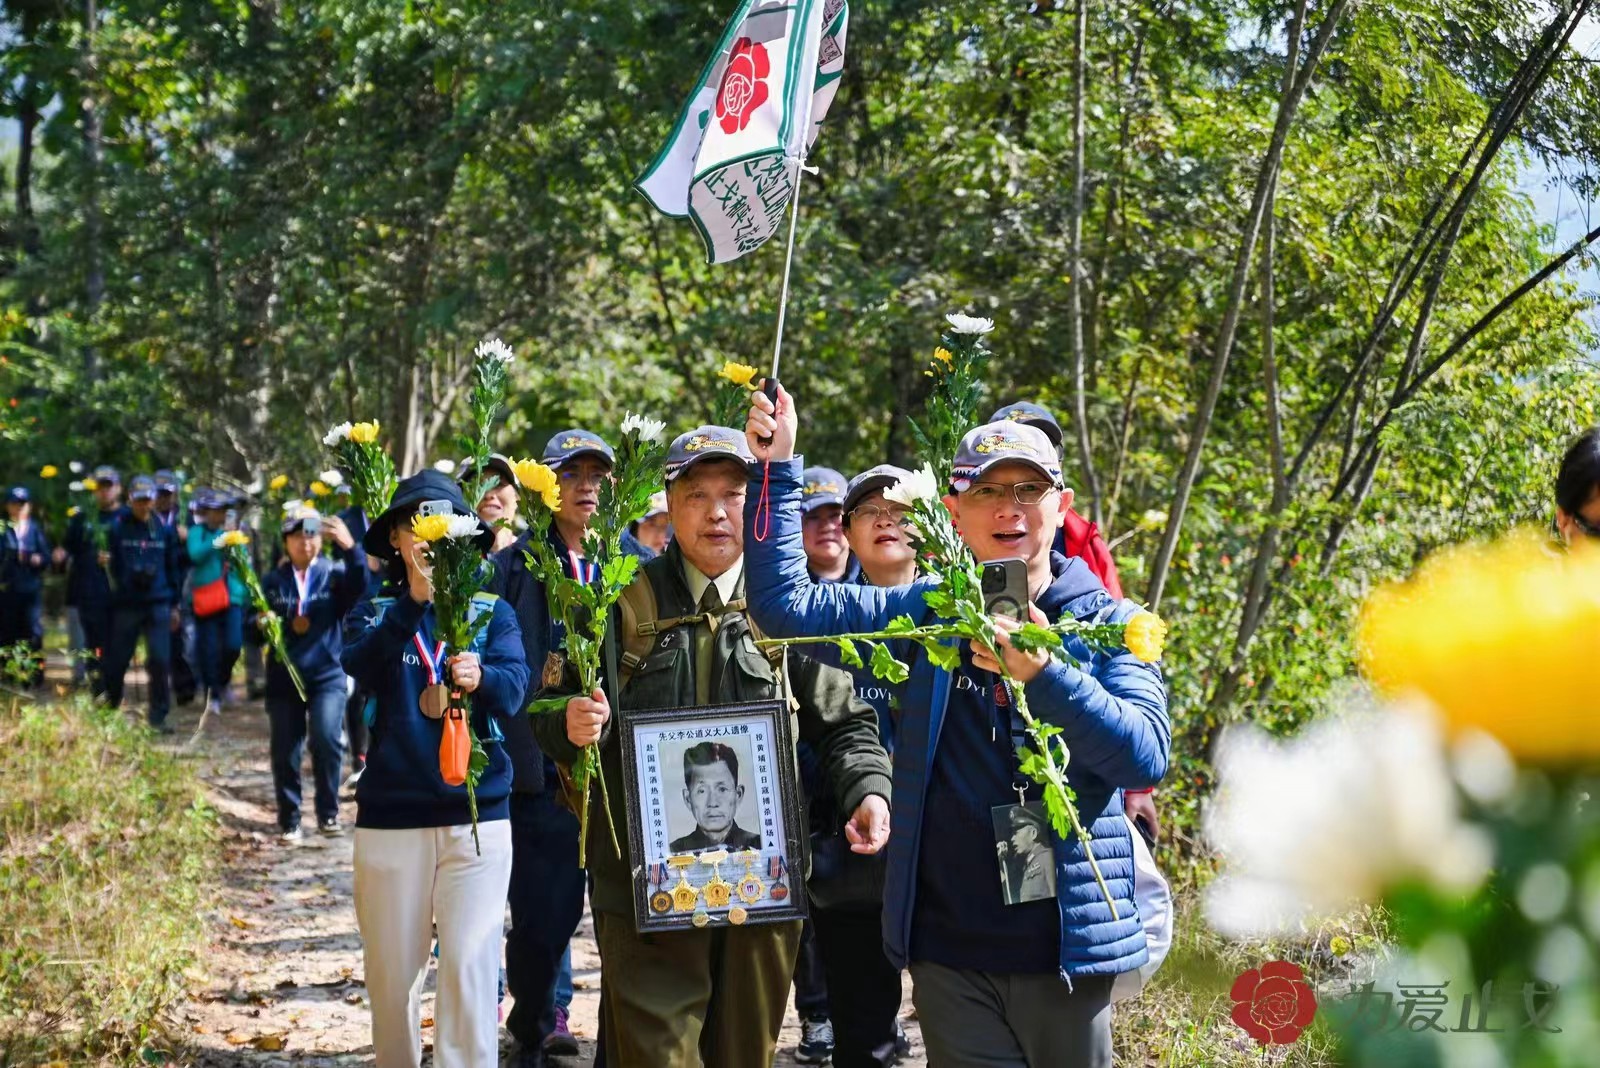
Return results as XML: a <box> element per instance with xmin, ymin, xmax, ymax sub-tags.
<box><xmin>668</xmin><ymin>855</ymin><xmax>700</xmax><ymax>913</ymax></box>
<box><xmin>649</xmin><ymin>863</ymin><xmax>672</xmax><ymax>915</ymax></box>
<box><xmin>768</xmin><ymin>856</ymin><xmax>789</xmax><ymax>902</ymax></box>
<box><xmin>736</xmin><ymin>849</ymin><xmax>765</xmax><ymax>905</ymax></box>
<box><xmin>700</xmin><ymin>849</ymin><xmax>733</xmax><ymax>909</ymax></box>
<box><xmin>413</xmin><ymin>631</ymin><xmax>450</xmax><ymax>720</ymax></box>
<box><xmin>291</xmin><ymin>565</ymin><xmax>313</xmax><ymax>635</ymax></box>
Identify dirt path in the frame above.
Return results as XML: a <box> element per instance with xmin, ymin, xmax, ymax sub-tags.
<box><xmin>167</xmin><ymin>691</ymin><xmax>926</xmax><ymax>1066</ymax></box>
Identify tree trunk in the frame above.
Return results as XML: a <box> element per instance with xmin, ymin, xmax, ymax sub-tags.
<box><xmin>1144</xmin><ymin>0</ymin><xmax>1344</xmax><ymax>610</ymax></box>
<box><xmin>81</xmin><ymin>0</ymin><xmax>104</xmax><ymax>384</ymax></box>
<box><xmin>1067</xmin><ymin>0</ymin><xmax>1103</xmax><ymax>522</ymax></box>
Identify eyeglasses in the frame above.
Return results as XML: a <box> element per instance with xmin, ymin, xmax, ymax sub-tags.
<box><xmin>960</xmin><ymin>480</ymin><xmax>1059</xmax><ymax>506</ymax></box>
<box><xmin>848</xmin><ymin>504</ymin><xmax>912</xmax><ymax>527</ymax></box>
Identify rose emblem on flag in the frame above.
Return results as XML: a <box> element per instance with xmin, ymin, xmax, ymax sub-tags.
<box><xmin>715</xmin><ymin>37</ymin><xmax>770</xmax><ymax>134</ymax></box>
<box><xmin>1229</xmin><ymin>960</ymin><xmax>1317</xmax><ymax>1045</ymax></box>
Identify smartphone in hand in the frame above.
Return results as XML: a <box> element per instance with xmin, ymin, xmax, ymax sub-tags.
<box><xmin>981</xmin><ymin>558</ymin><xmax>1029</xmax><ymax>621</ymax></box>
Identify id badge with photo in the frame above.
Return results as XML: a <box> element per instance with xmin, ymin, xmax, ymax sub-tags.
<box><xmin>992</xmin><ymin>799</ymin><xmax>1058</xmax><ymax>906</ymax></box>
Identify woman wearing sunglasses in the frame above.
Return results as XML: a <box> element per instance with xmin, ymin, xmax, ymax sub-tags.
<box><xmin>1555</xmin><ymin>427</ymin><xmax>1600</xmax><ymax>548</ymax></box>
<box><xmin>341</xmin><ymin>470</ymin><xmax>529</xmax><ymax>1068</ymax></box>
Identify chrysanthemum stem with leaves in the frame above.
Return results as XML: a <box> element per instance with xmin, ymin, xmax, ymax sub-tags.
<box><xmin>219</xmin><ymin>533</ymin><xmax>307</xmax><ymax>702</ymax></box>
<box><xmin>324</xmin><ymin>420</ymin><xmax>396</xmax><ymax>516</ymax></box>
<box><xmin>520</xmin><ymin>413</ymin><xmax>668</xmax><ymax>868</ymax></box>
<box><xmin>462</xmin><ymin>338</ymin><xmax>515</xmax><ymax>509</ymax></box>
<box><xmin>910</xmin><ymin>313</ymin><xmax>995</xmax><ymax>488</ymax></box>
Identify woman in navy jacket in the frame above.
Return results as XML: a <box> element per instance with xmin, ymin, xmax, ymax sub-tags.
<box><xmin>259</xmin><ymin>509</ymin><xmax>367</xmax><ymax>839</ymax></box>
<box><xmin>340</xmin><ymin>471</ymin><xmax>528</xmax><ymax>1068</ymax></box>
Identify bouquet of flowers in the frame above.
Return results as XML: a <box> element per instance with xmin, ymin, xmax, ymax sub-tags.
<box><xmin>216</xmin><ymin>530</ymin><xmax>306</xmax><ymax>701</ymax></box>
<box><xmin>522</xmin><ymin>411</ymin><xmax>668</xmax><ymax>867</ymax></box>
<box><xmin>410</xmin><ymin>509</ymin><xmax>498</xmax><ymax>852</ymax></box>
<box><xmin>911</xmin><ymin>313</ymin><xmax>995</xmax><ymax>487</ymax></box>
<box><xmin>755</xmin><ymin>464</ymin><xmax>1165</xmax><ymax>915</ymax></box>
<box><xmin>323</xmin><ymin>420</ymin><xmax>396</xmax><ymax>515</ymax></box>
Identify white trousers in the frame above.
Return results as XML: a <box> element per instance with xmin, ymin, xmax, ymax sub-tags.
<box><xmin>354</xmin><ymin>822</ymin><xmax>513</xmax><ymax>1068</ymax></box>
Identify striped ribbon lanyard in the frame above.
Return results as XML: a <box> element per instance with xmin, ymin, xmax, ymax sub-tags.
<box><xmin>412</xmin><ymin>631</ymin><xmax>447</xmax><ymax>686</ymax></box>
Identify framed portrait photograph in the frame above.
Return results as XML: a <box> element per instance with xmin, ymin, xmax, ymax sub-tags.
<box><xmin>619</xmin><ymin>699</ymin><xmax>808</xmax><ymax>933</ymax></box>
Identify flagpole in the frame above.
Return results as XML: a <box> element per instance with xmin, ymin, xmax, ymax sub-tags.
<box><xmin>768</xmin><ymin>1</ymin><xmax>823</xmax><ymax>383</ymax></box>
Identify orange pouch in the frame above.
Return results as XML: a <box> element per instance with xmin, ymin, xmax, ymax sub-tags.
<box><xmin>440</xmin><ymin>705</ymin><xmax>469</xmax><ymax>786</ymax></box>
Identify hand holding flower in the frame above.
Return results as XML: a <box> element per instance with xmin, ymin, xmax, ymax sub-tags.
<box><xmin>970</xmin><ymin>605</ymin><xmax>1052</xmax><ymax>683</ymax></box>
<box><xmin>566</xmin><ymin>689</ymin><xmax>610</xmax><ymax>747</ymax></box>
<box><xmin>448</xmin><ymin>652</ymin><xmax>482</xmax><ymax>694</ymax></box>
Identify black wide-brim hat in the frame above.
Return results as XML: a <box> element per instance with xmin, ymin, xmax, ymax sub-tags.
<box><xmin>362</xmin><ymin>469</ymin><xmax>494</xmax><ymax>560</ymax></box>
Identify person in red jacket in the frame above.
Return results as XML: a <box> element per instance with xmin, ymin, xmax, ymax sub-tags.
<box><xmin>989</xmin><ymin>401</ymin><xmax>1157</xmax><ymax>840</ymax></box>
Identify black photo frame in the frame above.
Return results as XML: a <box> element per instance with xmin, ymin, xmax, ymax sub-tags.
<box><xmin>618</xmin><ymin>698</ymin><xmax>808</xmax><ymax>933</ymax></box>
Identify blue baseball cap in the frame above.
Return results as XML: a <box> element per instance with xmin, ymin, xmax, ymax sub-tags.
<box><xmin>990</xmin><ymin>401</ymin><xmax>1064</xmax><ymax>449</ymax></box>
<box><xmin>542</xmin><ymin>429</ymin><xmax>615</xmax><ymax>470</ymax></box>
<box><xmin>153</xmin><ymin>469</ymin><xmax>179</xmax><ymax>493</ymax></box>
<box><xmin>663</xmin><ymin>426</ymin><xmax>753</xmax><ymax>483</ymax></box>
<box><xmin>6</xmin><ymin>486</ymin><xmax>29</xmax><ymax>504</ymax></box>
<box><xmin>92</xmin><ymin>465</ymin><xmax>120</xmax><ymax>485</ymax></box>
<box><xmin>950</xmin><ymin>421</ymin><xmax>1062</xmax><ymax>492</ymax></box>
<box><xmin>800</xmin><ymin>467</ymin><xmax>848</xmax><ymax>514</ymax></box>
<box><xmin>128</xmin><ymin>475</ymin><xmax>158</xmax><ymax>501</ymax></box>
<box><xmin>842</xmin><ymin>464</ymin><xmax>913</xmax><ymax>516</ymax></box>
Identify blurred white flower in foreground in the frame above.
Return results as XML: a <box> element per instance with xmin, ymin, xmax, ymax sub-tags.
<box><xmin>433</xmin><ymin>458</ymin><xmax>456</xmax><ymax>474</ymax></box>
<box><xmin>1205</xmin><ymin>698</ymin><xmax>1491</xmax><ymax>937</ymax></box>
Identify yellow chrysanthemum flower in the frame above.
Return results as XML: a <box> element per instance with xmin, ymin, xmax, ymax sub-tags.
<box><xmin>718</xmin><ymin>361</ymin><xmax>759</xmax><ymax>389</ymax></box>
<box><xmin>513</xmin><ymin>458</ymin><xmax>556</xmax><ymax>494</ymax></box>
<box><xmin>541</xmin><ymin>485</ymin><xmax>562</xmax><ymax>512</ymax></box>
<box><xmin>310</xmin><ymin>480</ymin><xmax>332</xmax><ymax>498</ymax></box>
<box><xmin>1359</xmin><ymin>528</ymin><xmax>1600</xmax><ymax>762</ymax></box>
<box><xmin>82</xmin><ymin>478</ymin><xmax>99</xmax><ymax>492</ymax></box>
<box><xmin>269</xmin><ymin>474</ymin><xmax>290</xmax><ymax>492</ymax></box>
<box><xmin>39</xmin><ymin>465</ymin><xmax>58</xmax><ymax>479</ymax></box>
<box><xmin>216</xmin><ymin>530</ymin><xmax>250</xmax><ymax>548</ymax></box>
<box><xmin>350</xmin><ymin>421</ymin><xmax>380</xmax><ymax>444</ymax></box>
<box><xmin>1123</xmin><ymin>611</ymin><xmax>1167</xmax><ymax>663</ymax></box>
<box><xmin>930</xmin><ymin>347</ymin><xmax>954</xmax><ymax>369</ymax></box>
<box><xmin>67</xmin><ymin>506</ymin><xmax>80</xmax><ymax>518</ymax></box>
<box><xmin>411</xmin><ymin>512</ymin><xmax>452</xmax><ymax>543</ymax></box>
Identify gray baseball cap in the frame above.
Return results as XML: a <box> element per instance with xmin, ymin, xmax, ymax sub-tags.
<box><xmin>842</xmin><ymin>464</ymin><xmax>914</xmax><ymax>516</ymax></box>
<box><xmin>990</xmin><ymin>401</ymin><xmax>1064</xmax><ymax>449</ymax></box>
<box><xmin>800</xmin><ymin>467</ymin><xmax>848</xmax><ymax>513</ymax></box>
<box><xmin>663</xmin><ymin>426</ymin><xmax>753</xmax><ymax>483</ymax></box>
<box><xmin>950</xmin><ymin>422</ymin><xmax>1062</xmax><ymax>492</ymax></box>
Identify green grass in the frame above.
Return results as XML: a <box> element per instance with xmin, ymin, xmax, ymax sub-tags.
<box><xmin>0</xmin><ymin>695</ymin><xmax>218</xmax><ymax>1065</ymax></box>
<box><xmin>1115</xmin><ymin>863</ymin><xmax>1391</xmax><ymax>1067</ymax></box>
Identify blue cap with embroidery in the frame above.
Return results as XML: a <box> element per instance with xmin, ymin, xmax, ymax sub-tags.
<box><xmin>6</xmin><ymin>485</ymin><xmax>29</xmax><ymax>504</ymax></box>
<box><xmin>663</xmin><ymin>426</ymin><xmax>753</xmax><ymax>483</ymax></box>
<box><xmin>950</xmin><ymin>421</ymin><xmax>1061</xmax><ymax>492</ymax></box>
<box><xmin>128</xmin><ymin>475</ymin><xmax>158</xmax><ymax>501</ymax></box>
<box><xmin>842</xmin><ymin>464</ymin><xmax>913</xmax><ymax>516</ymax></box>
<box><xmin>542</xmin><ymin>429</ymin><xmax>615</xmax><ymax>470</ymax></box>
<box><xmin>990</xmin><ymin>401</ymin><xmax>1064</xmax><ymax>449</ymax></box>
<box><xmin>799</xmin><ymin>467</ymin><xmax>848</xmax><ymax>513</ymax></box>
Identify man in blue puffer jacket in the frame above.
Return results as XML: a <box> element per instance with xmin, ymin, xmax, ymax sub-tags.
<box><xmin>745</xmin><ymin>386</ymin><xmax>1169</xmax><ymax>1068</ymax></box>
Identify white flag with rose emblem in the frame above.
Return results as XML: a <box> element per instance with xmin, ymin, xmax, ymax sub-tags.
<box><xmin>635</xmin><ymin>0</ymin><xmax>849</xmax><ymax>264</ymax></box>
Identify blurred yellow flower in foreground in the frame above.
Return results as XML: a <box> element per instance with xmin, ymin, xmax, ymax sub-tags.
<box><xmin>411</xmin><ymin>513</ymin><xmax>451</xmax><ymax>543</ymax></box>
<box><xmin>269</xmin><ymin>474</ymin><xmax>290</xmax><ymax>492</ymax></box>
<box><xmin>1359</xmin><ymin>529</ymin><xmax>1600</xmax><ymax>761</ymax></box>
<box><xmin>39</xmin><ymin>465</ymin><xmax>58</xmax><ymax>479</ymax></box>
<box><xmin>350</xmin><ymin>421</ymin><xmax>380</xmax><ymax>444</ymax></box>
<box><xmin>82</xmin><ymin>478</ymin><xmax>99</xmax><ymax>492</ymax></box>
<box><xmin>310</xmin><ymin>480</ymin><xmax>332</xmax><ymax>498</ymax></box>
<box><xmin>1123</xmin><ymin>611</ymin><xmax>1167</xmax><ymax>663</ymax></box>
<box><xmin>214</xmin><ymin>530</ymin><xmax>250</xmax><ymax>549</ymax></box>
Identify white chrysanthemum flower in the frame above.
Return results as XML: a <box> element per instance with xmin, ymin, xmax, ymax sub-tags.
<box><xmin>69</xmin><ymin>461</ymin><xmax>84</xmax><ymax>475</ymax></box>
<box><xmin>945</xmin><ymin>312</ymin><xmax>995</xmax><ymax>336</ymax></box>
<box><xmin>323</xmin><ymin>422</ymin><xmax>354</xmax><ymax>446</ymax></box>
<box><xmin>281</xmin><ymin>499</ymin><xmax>305</xmax><ymax>515</ymax></box>
<box><xmin>245</xmin><ymin>478</ymin><xmax>264</xmax><ymax>495</ymax></box>
<box><xmin>474</xmin><ymin>337</ymin><xmax>515</xmax><ymax>364</ymax></box>
<box><xmin>621</xmin><ymin>412</ymin><xmax>666</xmax><ymax>444</ymax></box>
<box><xmin>1203</xmin><ymin>698</ymin><xmax>1491</xmax><ymax>938</ymax></box>
<box><xmin>883</xmin><ymin>464</ymin><xmax>939</xmax><ymax>507</ymax></box>
<box><xmin>69</xmin><ymin>480</ymin><xmax>84</xmax><ymax>493</ymax></box>
<box><xmin>319</xmin><ymin>468</ymin><xmax>343</xmax><ymax>486</ymax></box>
<box><xmin>445</xmin><ymin>514</ymin><xmax>483</xmax><ymax>540</ymax></box>
<box><xmin>433</xmin><ymin>458</ymin><xmax>457</xmax><ymax>474</ymax></box>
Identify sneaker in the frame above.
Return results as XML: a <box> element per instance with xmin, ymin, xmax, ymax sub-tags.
<box><xmin>279</xmin><ymin>825</ymin><xmax>303</xmax><ymax>842</ymax></box>
<box><xmin>796</xmin><ymin>1015</ymin><xmax>834</xmax><ymax>1064</ymax></box>
<box><xmin>543</xmin><ymin>1004</ymin><xmax>580</xmax><ymax>1056</ymax></box>
<box><xmin>318</xmin><ymin>818</ymin><xmax>344</xmax><ymax>837</ymax></box>
<box><xmin>204</xmin><ymin>696</ymin><xmax>223</xmax><ymax>719</ymax></box>
<box><xmin>895</xmin><ymin>1019</ymin><xmax>912</xmax><ymax>1059</ymax></box>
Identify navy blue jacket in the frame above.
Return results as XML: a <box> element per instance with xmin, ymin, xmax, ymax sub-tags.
<box><xmin>341</xmin><ymin>592</ymin><xmax>529</xmax><ymax>829</ymax></box>
<box><xmin>743</xmin><ymin>457</ymin><xmax>1170</xmax><ymax>982</ymax></box>
<box><xmin>107</xmin><ymin>509</ymin><xmax>184</xmax><ymax>607</ymax></box>
<box><xmin>261</xmin><ymin>543</ymin><xmax>369</xmax><ymax>698</ymax></box>
<box><xmin>62</xmin><ymin>508</ymin><xmax>118</xmax><ymax>607</ymax></box>
<box><xmin>0</xmin><ymin>520</ymin><xmax>51</xmax><ymax>598</ymax></box>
